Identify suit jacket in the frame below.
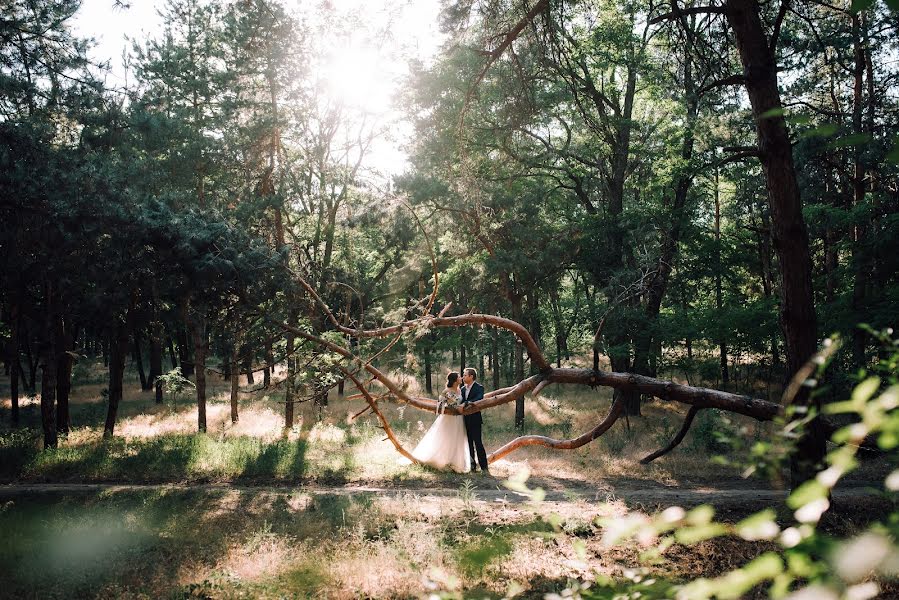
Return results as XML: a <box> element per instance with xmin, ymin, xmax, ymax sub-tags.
<box><xmin>462</xmin><ymin>381</ymin><xmax>484</xmax><ymax>423</ymax></box>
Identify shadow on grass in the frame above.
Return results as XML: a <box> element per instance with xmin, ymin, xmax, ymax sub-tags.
<box><xmin>0</xmin><ymin>487</ymin><xmax>385</xmax><ymax>599</ymax></box>
<box><xmin>0</xmin><ymin>488</ymin><xmax>246</xmax><ymax>599</ymax></box>
<box><xmin>3</xmin><ymin>434</ymin><xmax>311</xmax><ymax>483</ymax></box>
<box><xmin>237</xmin><ymin>438</ymin><xmax>307</xmax><ymax>482</ymax></box>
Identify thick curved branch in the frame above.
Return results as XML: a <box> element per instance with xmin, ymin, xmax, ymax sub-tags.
<box><xmin>488</xmin><ymin>398</ymin><xmax>625</xmax><ymax>463</ymax></box>
<box><xmin>341</xmin><ymin>367</ymin><xmax>419</xmax><ymax>464</ymax></box>
<box><xmin>549</xmin><ymin>368</ymin><xmax>781</xmax><ymax>420</ymax></box>
<box><xmin>337</xmin><ymin>313</ymin><xmax>551</xmax><ymax>373</ymax></box>
<box><xmin>640</xmin><ymin>406</ymin><xmax>702</xmax><ymax>464</ymax></box>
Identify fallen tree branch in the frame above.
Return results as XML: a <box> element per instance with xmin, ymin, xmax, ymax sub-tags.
<box><xmin>266</xmin><ymin>300</ymin><xmax>880</xmax><ymax>463</ymax></box>
<box><xmin>488</xmin><ymin>398</ymin><xmax>625</xmax><ymax>462</ymax></box>
<box><xmin>341</xmin><ymin>367</ymin><xmax>419</xmax><ymax>464</ymax></box>
<box><xmin>640</xmin><ymin>406</ymin><xmax>702</xmax><ymax>464</ymax></box>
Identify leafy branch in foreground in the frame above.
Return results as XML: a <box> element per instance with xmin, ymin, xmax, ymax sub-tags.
<box><xmin>452</xmin><ymin>332</ymin><xmax>899</xmax><ymax>599</ymax></box>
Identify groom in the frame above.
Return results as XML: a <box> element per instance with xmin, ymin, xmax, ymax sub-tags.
<box><xmin>461</xmin><ymin>368</ymin><xmax>489</xmax><ymax>474</ymax></box>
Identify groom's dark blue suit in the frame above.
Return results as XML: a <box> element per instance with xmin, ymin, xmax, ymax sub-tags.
<box><xmin>462</xmin><ymin>381</ymin><xmax>489</xmax><ymax>472</ymax></box>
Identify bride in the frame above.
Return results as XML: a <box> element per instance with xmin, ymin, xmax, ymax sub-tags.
<box><xmin>401</xmin><ymin>372</ymin><xmax>470</xmax><ymax>473</ymax></box>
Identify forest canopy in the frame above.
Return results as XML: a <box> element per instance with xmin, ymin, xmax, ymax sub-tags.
<box><xmin>1</xmin><ymin>0</ymin><xmax>898</xmax><ymax>481</ymax></box>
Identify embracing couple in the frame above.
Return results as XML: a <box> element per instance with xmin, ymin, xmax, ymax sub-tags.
<box><xmin>406</xmin><ymin>368</ymin><xmax>490</xmax><ymax>475</ymax></box>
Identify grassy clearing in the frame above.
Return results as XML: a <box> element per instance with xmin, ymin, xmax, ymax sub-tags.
<box><xmin>2</xmin><ymin>486</ymin><xmax>893</xmax><ymax>599</ymax></box>
<box><xmin>1</xmin><ymin>361</ymin><xmax>896</xmax><ymax>598</ymax></box>
<box><xmin>0</xmin><ymin>361</ymin><xmax>780</xmax><ymax>487</ymax></box>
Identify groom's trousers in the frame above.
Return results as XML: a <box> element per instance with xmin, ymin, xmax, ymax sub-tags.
<box><xmin>464</xmin><ymin>415</ymin><xmax>489</xmax><ymax>471</ymax></box>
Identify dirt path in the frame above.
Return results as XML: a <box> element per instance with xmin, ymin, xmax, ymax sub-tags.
<box><xmin>0</xmin><ymin>480</ymin><xmax>883</xmax><ymax>510</ymax></box>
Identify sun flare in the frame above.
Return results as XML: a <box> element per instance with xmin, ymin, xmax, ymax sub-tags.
<box><xmin>323</xmin><ymin>43</ymin><xmax>392</xmax><ymax>114</ymax></box>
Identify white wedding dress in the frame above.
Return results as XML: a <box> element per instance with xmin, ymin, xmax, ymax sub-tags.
<box><xmin>401</xmin><ymin>388</ymin><xmax>470</xmax><ymax>473</ymax></box>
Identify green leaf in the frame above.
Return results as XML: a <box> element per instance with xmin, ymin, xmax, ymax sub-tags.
<box><xmin>736</xmin><ymin>509</ymin><xmax>780</xmax><ymax>541</ymax></box>
<box><xmin>886</xmin><ymin>139</ymin><xmax>899</xmax><ymax>164</ymax></box>
<box><xmin>852</xmin><ymin>377</ymin><xmax>881</xmax><ymax>406</ymax></box>
<box><xmin>787</xmin><ymin>480</ymin><xmax>828</xmax><ymax>510</ymax></box>
<box><xmin>686</xmin><ymin>504</ymin><xmax>715</xmax><ymax>525</ymax></box>
<box><xmin>800</xmin><ymin>124</ymin><xmax>839</xmax><ymax>139</ymax></box>
<box><xmin>675</xmin><ymin>523</ymin><xmax>729</xmax><ymax>544</ymax></box>
<box><xmin>828</xmin><ymin>133</ymin><xmax>873</xmax><ymax>149</ymax></box>
<box><xmin>886</xmin><ymin>0</ymin><xmax>899</xmax><ymax>10</ymax></box>
<box><xmin>759</xmin><ymin>107</ymin><xmax>786</xmax><ymax>120</ymax></box>
<box><xmin>850</xmin><ymin>0</ymin><xmax>876</xmax><ymax>11</ymax></box>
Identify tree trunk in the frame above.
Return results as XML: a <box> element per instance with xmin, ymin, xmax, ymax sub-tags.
<box><xmin>244</xmin><ymin>356</ymin><xmax>255</xmax><ymax>385</ymax></box>
<box><xmin>133</xmin><ymin>327</ymin><xmax>149</xmax><ymax>391</ymax></box>
<box><xmin>190</xmin><ymin>311</ymin><xmax>208</xmax><ymax>433</ymax></box>
<box><xmin>515</xmin><ymin>339</ymin><xmax>525</xmax><ymax>431</ymax></box>
<box><xmin>24</xmin><ymin>326</ymin><xmax>38</xmax><ymax>392</ymax></box>
<box><xmin>491</xmin><ymin>327</ymin><xmax>500</xmax><ymax>390</ymax></box>
<box><xmin>177</xmin><ymin>324</ymin><xmax>194</xmax><ymax>377</ymax></box>
<box><xmin>507</xmin><ymin>337</ymin><xmax>515</xmax><ymax>386</ymax></box>
<box><xmin>549</xmin><ymin>286</ymin><xmax>564</xmax><ymax>368</ymax></box>
<box><xmin>103</xmin><ymin>312</ymin><xmax>131</xmax><ymax>438</ymax></box>
<box><xmin>150</xmin><ymin>322</ymin><xmax>164</xmax><ymax>404</ymax></box>
<box><xmin>55</xmin><ymin>317</ymin><xmax>74</xmax><ymax>435</ymax></box>
<box><xmin>9</xmin><ymin>304</ymin><xmax>20</xmax><ymax>425</ymax></box>
<box><xmin>459</xmin><ymin>339</ymin><xmax>466</xmax><ymax>373</ymax></box>
<box><xmin>850</xmin><ymin>11</ymin><xmax>871</xmax><ymax>370</ymax></box>
<box><xmin>714</xmin><ymin>166</ymin><xmax>729</xmax><ymax>385</ymax></box>
<box><xmin>284</xmin><ymin>320</ymin><xmax>295</xmax><ymax>430</ymax></box>
<box><xmin>725</xmin><ymin>0</ymin><xmax>820</xmax><ymax>486</ymax></box>
<box><xmin>526</xmin><ymin>291</ymin><xmax>542</xmax><ymax>376</ymax></box>
<box><xmin>424</xmin><ymin>344</ymin><xmax>433</xmax><ymax>394</ymax></box>
<box><xmin>40</xmin><ymin>281</ymin><xmax>58</xmax><ymax>448</ymax></box>
<box><xmin>264</xmin><ymin>338</ymin><xmax>273</xmax><ymax>388</ymax></box>
<box><xmin>479</xmin><ymin>351</ymin><xmax>485</xmax><ymax>383</ymax></box>
<box><xmin>166</xmin><ymin>333</ymin><xmax>178</xmax><ymax>370</ymax></box>
<box><xmin>230</xmin><ymin>328</ymin><xmax>241</xmax><ymax>424</ymax></box>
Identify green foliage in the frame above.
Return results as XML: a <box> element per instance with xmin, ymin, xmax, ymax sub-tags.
<box><xmin>156</xmin><ymin>368</ymin><xmax>195</xmax><ymax>404</ymax></box>
<box><xmin>524</xmin><ymin>335</ymin><xmax>899</xmax><ymax>599</ymax></box>
<box><xmin>456</xmin><ymin>532</ymin><xmax>513</xmax><ymax>577</ymax></box>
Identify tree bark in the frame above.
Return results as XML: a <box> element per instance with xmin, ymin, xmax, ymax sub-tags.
<box><xmin>190</xmin><ymin>310</ymin><xmax>208</xmax><ymax>433</ymax></box>
<box><xmin>133</xmin><ymin>327</ymin><xmax>149</xmax><ymax>391</ymax></box>
<box><xmin>176</xmin><ymin>325</ymin><xmax>194</xmax><ymax>377</ymax></box>
<box><xmin>9</xmin><ymin>305</ymin><xmax>20</xmax><ymax>425</ymax></box>
<box><xmin>149</xmin><ymin>285</ymin><xmax>164</xmax><ymax>395</ymax></box>
<box><xmin>103</xmin><ymin>310</ymin><xmax>131</xmax><ymax>438</ymax></box>
<box><xmin>40</xmin><ymin>282</ymin><xmax>58</xmax><ymax>448</ymax></box>
<box><xmin>491</xmin><ymin>327</ymin><xmax>501</xmax><ymax>390</ymax></box>
<box><xmin>150</xmin><ymin>323</ymin><xmax>164</xmax><ymax>404</ymax></box>
<box><xmin>714</xmin><ymin>166</ymin><xmax>729</xmax><ymax>384</ymax></box>
<box><xmin>424</xmin><ymin>344</ymin><xmax>432</xmax><ymax>394</ymax></box>
<box><xmin>632</xmin><ymin>49</ymin><xmax>698</xmax><ymax>388</ymax></box>
<box><xmin>55</xmin><ymin>316</ymin><xmax>74</xmax><ymax>435</ymax></box>
<box><xmin>724</xmin><ymin>0</ymin><xmax>820</xmax><ymax>486</ymax></box>
<box><xmin>230</xmin><ymin>327</ymin><xmax>241</xmax><ymax>424</ymax></box>
<box><xmin>166</xmin><ymin>332</ymin><xmax>178</xmax><ymax>370</ymax></box>
<box><xmin>24</xmin><ymin>325</ymin><xmax>37</xmax><ymax>391</ymax></box>
<box><xmin>850</xmin><ymin>11</ymin><xmax>871</xmax><ymax>370</ymax></box>
<box><xmin>244</xmin><ymin>355</ymin><xmax>254</xmax><ymax>385</ymax></box>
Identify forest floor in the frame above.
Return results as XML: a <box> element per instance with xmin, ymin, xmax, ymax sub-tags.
<box><xmin>1</xmin><ymin>362</ymin><xmax>896</xmax><ymax>598</ymax></box>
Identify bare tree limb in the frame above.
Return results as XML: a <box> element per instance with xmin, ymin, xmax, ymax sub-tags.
<box><xmin>650</xmin><ymin>5</ymin><xmax>726</xmax><ymax>25</ymax></box>
<box><xmin>341</xmin><ymin>367</ymin><xmax>419</xmax><ymax>464</ymax></box>
<box><xmin>488</xmin><ymin>398</ymin><xmax>625</xmax><ymax>462</ymax></box>
<box><xmin>640</xmin><ymin>406</ymin><xmax>702</xmax><ymax>463</ymax></box>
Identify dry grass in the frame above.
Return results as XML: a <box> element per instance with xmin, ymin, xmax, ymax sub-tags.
<box><xmin>1</xmin><ymin>360</ymin><xmax>783</xmax><ymax>486</ymax></box>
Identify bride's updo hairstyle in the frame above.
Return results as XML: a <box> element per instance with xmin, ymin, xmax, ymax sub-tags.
<box><xmin>446</xmin><ymin>372</ymin><xmax>460</xmax><ymax>387</ymax></box>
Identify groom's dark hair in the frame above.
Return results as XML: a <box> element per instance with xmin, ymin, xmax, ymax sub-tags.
<box><xmin>464</xmin><ymin>367</ymin><xmax>478</xmax><ymax>380</ymax></box>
